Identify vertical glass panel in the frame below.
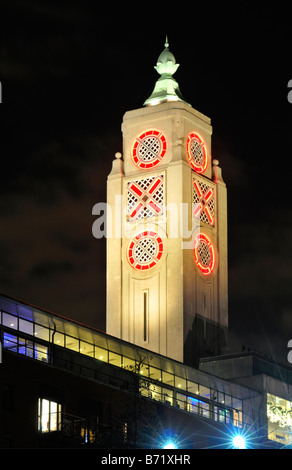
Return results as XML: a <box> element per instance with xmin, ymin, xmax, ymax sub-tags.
<box><xmin>35</xmin><ymin>344</ymin><xmax>48</xmax><ymax>362</ymax></box>
<box><xmin>162</xmin><ymin>388</ymin><xmax>173</xmax><ymax>406</ymax></box>
<box><xmin>19</xmin><ymin>318</ymin><xmax>33</xmax><ymax>335</ymax></box>
<box><xmin>80</xmin><ymin>341</ymin><xmax>94</xmax><ymax>357</ymax></box>
<box><xmin>201</xmin><ymin>401</ymin><xmax>210</xmax><ymax>418</ymax></box>
<box><xmin>139</xmin><ymin>379</ymin><xmax>149</xmax><ymax>398</ymax></box>
<box><xmin>50</xmin><ymin>401</ymin><xmax>57</xmax><ymax>431</ymax></box>
<box><xmin>187</xmin><ymin>396</ymin><xmax>199</xmax><ymax>414</ymax></box>
<box><xmin>34</xmin><ymin>324</ymin><xmax>50</xmax><ymax>342</ymax></box>
<box><xmin>176</xmin><ymin>393</ymin><xmax>187</xmax><ymax>410</ymax></box>
<box><xmin>175</xmin><ymin>376</ymin><xmax>186</xmax><ymax>391</ymax></box>
<box><xmin>18</xmin><ymin>337</ymin><xmax>26</xmax><ymax>355</ymax></box>
<box><xmin>38</xmin><ymin>398</ymin><xmax>41</xmax><ymax>431</ymax></box>
<box><xmin>225</xmin><ymin>394</ymin><xmax>232</xmax><ymax>407</ymax></box>
<box><xmin>41</xmin><ymin>399</ymin><xmax>50</xmax><ymax>432</ymax></box>
<box><xmin>65</xmin><ymin>336</ymin><xmax>79</xmax><ymax>352</ymax></box>
<box><xmin>53</xmin><ymin>331</ymin><xmax>65</xmax><ymax>347</ymax></box>
<box><xmin>151</xmin><ymin>383</ymin><xmax>162</xmax><ymax>402</ymax></box>
<box><xmin>138</xmin><ymin>362</ymin><xmax>148</xmax><ymax>377</ymax></box>
<box><xmin>94</xmin><ymin>346</ymin><xmax>108</xmax><ymax>362</ymax></box>
<box><xmin>3</xmin><ymin>313</ymin><xmax>17</xmax><ymax>330</ymax></box>
<box><xmin>187</xmin><ymin>381</ymin><xmax>199</xmax><ymax>394</ymax></box>
<box><xmin>218</xmin><ymin>408</ymin><xmax>226</xmax><ymax>423</ymax></box>
<box><xmin>123</xmin><ymin>356</ymin><xmax>136</xmax><ymax>371</ymax></box>
<box><xmin>199</xmin><ymin>385</ymin><xmax>211</xmax><ymax>399</ymax></box>
<box><xmin>149</xmin><ymin>366</ymin><xmax>162</xmax><ymax>382</ymax></box>
<box><xmin>26</xmin><ymin>340</ymin><xmax>34</xmax><ymax>358</ymax></box>
<box><xmin>217</xmin><ymin>391</ymin><xmax>225</xmax><ymax>404</ymax></box>
<box><xmin>108</xmin><ymin>351</ymin><xmax>122</xmax><ymax>367</ymax></box>
<box><xmin>232</xmin><ymin>397</ymin><xmax>242</xmax><ymax>411</ymax></box>
<box><xmin>162</xmin><ymin>371</ymin><xmax>174</xmax><ymax>386</ymax></box>
<box><xmin>3</xmin><ymin>333</ymin><xmax>18</xmax><ymax>352</ymax></box>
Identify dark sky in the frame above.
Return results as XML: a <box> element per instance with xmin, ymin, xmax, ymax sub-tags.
<box><xmin>1</xmin><ymin>1</ymin><xmax>292</xmax><ymax>363</ymax></box>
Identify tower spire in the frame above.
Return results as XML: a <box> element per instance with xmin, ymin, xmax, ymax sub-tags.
<box><xmin>143</xmin><ymin>36</ymin><xmax>190</xmax><ymax>107</ymax></box>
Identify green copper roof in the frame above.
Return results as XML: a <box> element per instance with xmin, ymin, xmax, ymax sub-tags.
<box><xmin>144</xmin><ymin>36</ymin><xmax>190</xmax><ymax>107</ymax></box>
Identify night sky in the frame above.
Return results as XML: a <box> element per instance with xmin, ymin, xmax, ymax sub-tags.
<box><xmin>1</xmin><ymin>1</ymin><xmax>292</xmax><ymax>363</ymax></box>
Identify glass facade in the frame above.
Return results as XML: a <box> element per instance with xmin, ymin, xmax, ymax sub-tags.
<box><xmin>0</xmin><ymin>296</ymin><xmax>243</xmax><ymax>429</ymax></box>
<box><xmin>267</xmin><ymin>393</ymin><xmax>292</xmax><ymax>445</ymax></box>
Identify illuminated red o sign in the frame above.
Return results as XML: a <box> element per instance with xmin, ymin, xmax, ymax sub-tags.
<box><xmin>194</xmin><ymin>233</ymin><xmax>215</xmax><ymax>275</ymax></box>
<box><xmin>127</xmin><ymin>231</ymin><xmax>163</xmax><ymax>271</ymax></box>
<box><xmin>186</xmin><ymin>132</ymin><xmax>208</xmax><ymax>173</ymax></box>
<box><xmin>132</xmin><ymin>130</ymin><xmax>167</xmax><ymax>169</ymax></box>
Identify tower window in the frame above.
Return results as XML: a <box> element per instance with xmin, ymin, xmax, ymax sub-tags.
<box><xmin>127</xmin><ymin>175</ymin><xmax>164</xmax><ymax>221</ymax></box>
<box><xmin>194</xmin><ymin>233</ymin><xmax>216</xmax><ymax>275</ymax></box>
<box><xmin>132</xmin><ymin>130</ymin><xmax>167</xmax><ymax>169</ymax></box>
<box><xmin>193</xmin><ymin>177</ymin><xmax>215</xmax><ymax>226</ymax></box>
<box><xmin>186</xmin><ymin>132</ymin><xmax>208</xmax><ymax>173</ymax></box>
<box><xmin>143</xmin><ymin>291</ymin><xmax>148</xmax><ymax>342</ymax></box>
<box><xmin>127</xmin><ymin>231</ymin><xmax>163</xmax><ymax>270</ymax></box>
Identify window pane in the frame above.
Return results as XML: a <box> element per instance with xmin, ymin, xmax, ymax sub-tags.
<box><xmin>3</xmin><ymin>333</ymin><xmax>18</xmax><ymax>352</ymax></box>
<box><xmin>34</xmin><ymin>324</ymin><xmax>50</xmax><ymax>342</ymax></box>
<box><xmin>187</xmin><ymin>397</ymin><xmax>200</xmax><ymax>414</ymax></box>
<box><xmin>95</xmin><ymin>346</ymin><xmax>108</xmax><ymax>362</ymax></box>
<box><xmin>176</xmin><ymin>393</ymin><xmax>187</xmax><ymax>410</ymax></box>
<box><xmin>19</xmin><ymin>318</ymin><xmax>33</xmax><ymax>335</ymax></box>
<box><xmin>65</xmin><ymin>336</ymin><xmax>79</xmax><ymax>352</ymax></box>
<box><xmin>201</xmin><ymin>401</ymin><xmax>210</xmax><ymax>418</ymax></box>
<box><xmin>217</xmin><ymin>391</ymin><xmax>225</xmax><ymax>404</ymax></box>
<box><xmin>18</xmin><ymin>337</ymin><xmax>26</xmax><ymax>355</ymax></box>
<box><xmin>26</xmin><ymin>340</ymin><xmax>34</xmax><ymax>358</ymax></box>
<box><xmin>80</xmin><ymin>341</ymin><xmax>94</xmax><ymax>357</ymax></box>
<box><xmin>149</xmin><ymin>366</ymin><xmax>162</xmax><ymax>381</ymax></box>
<box><xmin>199</xmin><ymin>385</ymin><xmax>210</xmax><ymax>399</ymax></box>
<box><xmin>162</xmin><ymin>388</ymin><xmax>173</xmax><ymax>406</ymax></box>
<box><xmin>3</xmin><ymin>313</ymin><xmax>17</xmax><ymax>330</ymax></box>
<box><xmin>162</xmin><ymin>371</ymin><xmax>174</xmax><ymax>386</ymax></box>
<box><xmin>38</xmin><ymin>399</ymin><xmax>61</xmax><ymax>433</ymax></box>
<box><xmin>35</xmin><ymin>344</ymin><xmax>48</xmax><ymax>362</ymax></box>
<box><xmin>187</xmin><ymin>381</ymin><xmax>199</xmax><ymax>394</ymax></box>
<box><xmin>225</xmin><ymin>394</ymin><xmax>232</xmax><ymax>407</ymax></box>
<box><xmin>53</xmin><ymin>331</ymin><xmax>65</xmax><ymax>347</ymax></box>
<box><xmin>123</xmin><ymin>356</ymin><xmax>136</xmax><ymax>371</ymax></box>
<box><xmin>108</xmin><ymin>351</ymin><xmax>121</xmax><ymax>367</ymax></box>
<box><xmin>41</xmin><ymin>399</ymin><xmax>50</xmax><ymax>432</ymax></box>
<box><xmin>175</xmin><ymin>376</ymin><xmax>186</xmax><ymax>391</ymax></box>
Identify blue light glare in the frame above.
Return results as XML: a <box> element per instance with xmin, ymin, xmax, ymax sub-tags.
<box><xmin>163</xmin><ymin>442</ymin><xmax>176</xmax><ymax>449</ymax></box>
<box><xmin>232</xmin><ymin>435</ymin><xmax>246</xmax><ymax>449</ymax></box>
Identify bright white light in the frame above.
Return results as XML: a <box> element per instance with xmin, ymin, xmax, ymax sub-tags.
<box><xmin>163</xmin><ymin>442</ymin><xmax>176</xmax><ymax>449</ymax></box>
<box><xmin>233</xmin><ymin>435</ymin><xmax>246</xmax><ymax>449</ymax></box>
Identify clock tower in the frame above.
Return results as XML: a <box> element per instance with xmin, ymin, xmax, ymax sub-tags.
<box><xmin>106</xmin><ymin>39</ymin><xmax>228</xmax><ymax>367</ymax></box>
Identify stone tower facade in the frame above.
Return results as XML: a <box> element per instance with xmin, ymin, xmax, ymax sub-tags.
<box><xmin>106</xmin><ymin>39</ymin><xmax>228</xmax><ymax>366</ymax></box>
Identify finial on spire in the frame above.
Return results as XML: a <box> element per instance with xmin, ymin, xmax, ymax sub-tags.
<box><xmin>143</xmin><ymin>36</ymin><xmax>190</xmax><ymax>107</ymax></box>
<box><xmin>164</xmin><ymin>35</ymin><xmax>169</xmax><ymax>49</ymax></box>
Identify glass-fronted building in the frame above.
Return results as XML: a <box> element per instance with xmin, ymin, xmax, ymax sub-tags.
<box><xmin>1</xmin><ymin>293</ymin><xmax>291</xmax><ymax>448</ymax></box>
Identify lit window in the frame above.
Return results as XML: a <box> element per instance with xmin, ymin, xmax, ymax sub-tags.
<box><xmin>38</xmin><ymin>398</ymin><xmax>62</xmax><ymax>433</ymax></box>
<box><xmin>3</xmin><ymin>332</ymin><xmax>48</xmax><ymax>362</ymax></box>
<box><xmin>267</xmin><ymin>393</ymin><xmax>292</xmax><ymax>445</ymax></box>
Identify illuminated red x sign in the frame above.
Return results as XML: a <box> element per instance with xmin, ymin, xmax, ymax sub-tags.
<box><xmin>128</xmin><ymin>176</ymin><xmax>163</xmax><ymax>220</ymax></box>
<box><xmin>193</xmin><ymin>180</ymin><xmax>214</xmax><ymax>225</ymax></box>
